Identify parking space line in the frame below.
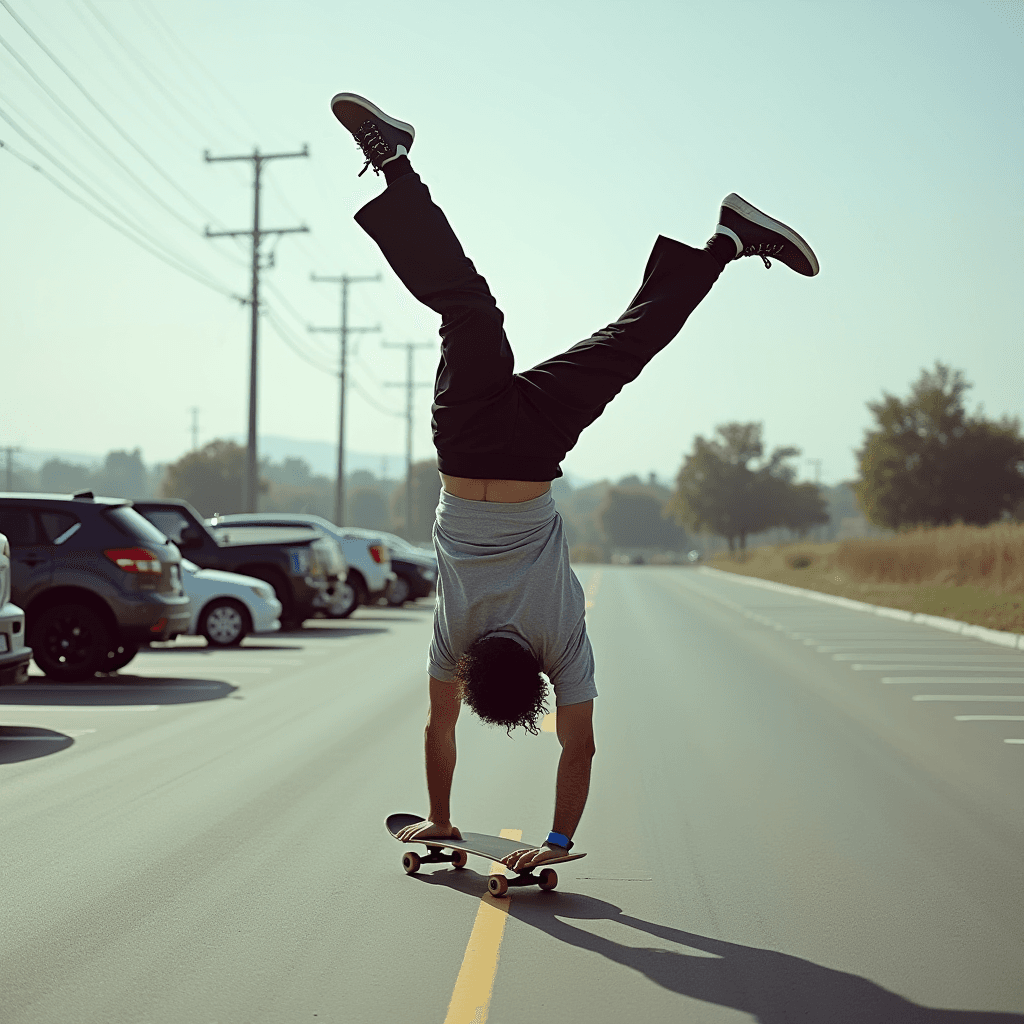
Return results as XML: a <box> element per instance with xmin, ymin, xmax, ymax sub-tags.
<box><xmin>443</xmin><ymin>828</ymin><xmax>521</xmax><ymax>1024</ymax></box>
<box><xmin>882</xmin><ymin>678</ymin><xmax>1024</xmax><ymax>685</ymax></box>
<box><xmin>1004</xmin><ymin>739</ymin><xmax>1024</xmax><ymax>745</ymax></box>
<box><xmin>954</xmin><ymin>716</ymin><xmax>1024</xmax><ymax>721</ymax></box>
<box><xmin>912</xmin><ymin>695</ymin><xmax>1024</xmax><ymax>702</ymax></box>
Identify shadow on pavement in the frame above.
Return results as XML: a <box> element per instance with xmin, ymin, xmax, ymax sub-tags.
<box><xmin>145</xmin><ymin>643</ymin><xmax>304</xmax><ymax>654</ymax></box>
<box><xmin>411</xmin><ymin>872</ymin><xmax>1022</xmax><ymax>1022</ymax></box>
<box><xmin>0</xmin><ymin>725</ymin><xmax>74</xmax><ymax>763</ymax></box>
<box><xmin>276</xmin><ymin>626</ymin><xmax>390</xmax><ymax>639</ymax></box>
<box><xmin>0</xmin><ymin>678</ymin><xmax>237</xmax><ymax>707</ymax></box>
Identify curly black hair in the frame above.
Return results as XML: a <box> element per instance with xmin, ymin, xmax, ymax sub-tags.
<box><xmin>453</xmin><ymin>635</ymin><xmax>548</xmax><ymax>736</ymax></box>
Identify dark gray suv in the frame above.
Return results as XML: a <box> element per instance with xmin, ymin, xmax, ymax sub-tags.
<box><xmin>0</xmin><ymin>493</ymin><xmax>191</xmax><ymax>681</ymax></box>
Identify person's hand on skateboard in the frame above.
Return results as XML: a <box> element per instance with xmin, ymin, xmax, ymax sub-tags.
<box><xmin>499</xmin><ymin>845</ymin><xmax>566</xmax><ymax>872</ymax></box>
<box><xmin>395</xmin><ymin>819</ymin><xmax>462</xmax><ymax>843</ymax></box>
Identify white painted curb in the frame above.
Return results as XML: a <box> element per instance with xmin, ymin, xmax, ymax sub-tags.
<box><xmin>697</xmin><ymin>566</ymin><xmax>1024</xmax><ymax>652</ymax></box>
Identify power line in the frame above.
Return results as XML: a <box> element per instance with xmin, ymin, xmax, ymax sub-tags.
<box><xmin>0</xmin><ymin>136</ymin><xmax>239</xmax><ymax>299</ymax></box>
<box><xmin>0</xmin><ymin>102</ymin><xmax>236</xmax><ymax>291</ymax></box>
<box><xmin>0</xmin><ymin>19</ymin><xmax>202</xmax><ymax>236</ymax></box>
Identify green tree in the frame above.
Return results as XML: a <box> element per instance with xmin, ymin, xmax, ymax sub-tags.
<box><xmin>598</xmin><ymin>486</ymin><xmax>689</xmax><ymax>550</ymax></box>
<box><xmin>775</xmin><ymin>480</ymin><xmax>830</xmax><ymax>538</ymax></box>
<box><xmin>856</xmin><ymin>363</ymin><xmax>1024</xmax><ymax>529</ymax></box>
<box><xmin>161</xmin><ymin>440</ymin><xmax>264</xmax><ymax>517</ymax></box>
<box><xmin>667</xmin><ymin>422</ymin><xmax>801</xmax><ymax>551</ymax></box>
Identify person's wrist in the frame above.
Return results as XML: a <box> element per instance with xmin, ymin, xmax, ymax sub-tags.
<box><xmin>545</xmin><ymin>830</ymin><xmax>573</xmax><ymax>851</ymax></box>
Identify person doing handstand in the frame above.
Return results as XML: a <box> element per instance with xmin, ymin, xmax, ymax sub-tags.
<box><xmin>331</xmin><ymin>93</ymin><xmax>819</xmax><ymax>872</ymax></box>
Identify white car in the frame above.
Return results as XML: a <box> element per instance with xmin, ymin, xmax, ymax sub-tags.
<box><xmin>181</xmin><ymin>559</ymin><xmax>282</xmax><ymax>647</ymax></box>
<box><xmin>0</xmin><ymin>532</ymin><xmax>31</xmax><ymax>685</ymax></box>
<box><xmin>211</xmin><ymin>514</ymin><xmax>395</xmax><ymax>618</ymax></box>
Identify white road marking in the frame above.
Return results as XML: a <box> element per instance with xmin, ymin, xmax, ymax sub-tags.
<box><xmin>1004</xmin><ymin>739</ymin><xmax>1024</xmax><ymax>745</ymax></box>
<box><xmin>954</xmin><ymin>715</ymin><xmax>1024</xmax><ymax>721</ymax></box>
<box><xmin>912</xmin><ymin>695</ymin><xmax>1024</xmax><ymax>702</ymax></box>
<box><xmin>0</xmin><ymin>704</ymin><xmax>161</xmax><ymax>711</ymax></box>
<box><xmin>833</xmin><ymin>653</ymin><xmax>1022</xmax><ymax>663</ymax></box>
<box><xmin>882</xmin><ymin>678</ymin><xmax>1024</xmax><ymax>685</ymax></box>
<box><xmin>852</xmin><ymin>664</ymin><xmax>1024</xmax><ymax>672</ymax></box>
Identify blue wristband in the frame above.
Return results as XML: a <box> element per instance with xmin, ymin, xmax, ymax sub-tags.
<box><xmin>546</xmin><ymin>831</ymin><xmax>573</xmax><ymax>851</ymax></box>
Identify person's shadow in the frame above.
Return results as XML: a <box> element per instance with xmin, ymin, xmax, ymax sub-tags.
<box><xmin>512</xmin><ymin>893</ymin><xmax>1023</xmax><ymax>1023</ymax></box>
<box><xmin>418</xmin><ymin>872</ymin><xmax>1023</xmax><ymax>1022</ymax></box>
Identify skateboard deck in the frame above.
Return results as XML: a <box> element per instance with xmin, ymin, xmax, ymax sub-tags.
<box><xmin>386</xmin><ymin>812</ymin><xmax>586</xmax><ymax>896</ymax></box>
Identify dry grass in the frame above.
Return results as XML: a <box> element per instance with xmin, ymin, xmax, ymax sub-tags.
<box><xmin>710</xmin><ymin>522</ymin><xmax>1024</xmax><ymax>634</ymax></box>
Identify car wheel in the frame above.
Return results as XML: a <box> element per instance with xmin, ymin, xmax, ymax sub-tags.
<box><xmin>31</xmin><ymin>603</ymin><xmax>112</xmax><ymax>682</ymax></box>
<box><xmin>387</xmin><ymin>575</ymin><xmax>411</xmax><ymax>606</ymax></box>
<box><xmin>329</xmin><ymin>580</ymin><xmax>358</xmax><ymax>619</ymax></box>
<box><xmin>347</xmin><ymin>571</ymin><xmax>368</xmax><ymax>612</ymax></box>
<box><xmin>102</xmin><ymin>642</ymin><xmax>140</xmax><ymax>673</ymax></box>
<box><xmin>200</xmin><ymin>599</ymin><xmax>249</xmax><ymax>647</ymax></box>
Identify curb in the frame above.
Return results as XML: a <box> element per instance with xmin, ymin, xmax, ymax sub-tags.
<box><xmin>696</xmin><ymin>566</ymin><xmax>1024</xmax><ymax>652</ymax></box>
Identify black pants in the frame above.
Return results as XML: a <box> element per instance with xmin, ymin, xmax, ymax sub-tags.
<box><xmin>356</xmin><ymin>173</ymin><xmax>721</xmax><ymax>481</ymax></box>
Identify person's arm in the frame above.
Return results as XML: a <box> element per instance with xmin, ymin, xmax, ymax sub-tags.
<box><xmin>396</xmin><ymin>676</ymin><xmax>463</xmax><ymax>842</ymax></box>
<box><xmin>501</xmin><ymin>699</ymin><xmax>595</xmax><ymax>871</ymax></box>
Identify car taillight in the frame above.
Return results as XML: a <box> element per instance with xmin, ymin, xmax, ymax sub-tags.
<box><xmin>369</xmin><ymin>544</ymin><xmax>385</xmax><ymax>564</ymax></box>
<box><xmin>104</xmin><ymin>547</ymin><xmax>162</xmax><ymax>574</ymax></box>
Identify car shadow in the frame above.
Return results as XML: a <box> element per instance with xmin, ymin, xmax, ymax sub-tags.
<box><xmin>0</xmin><ymin>725</ymin><xmax>74</xmax><ymax>763</ymax></box>
<box><xmin>277</xmin><ymin>626</ymin><xmax>391</xmax><ymax>639</ymax></box>
<box><xmin>0</xmin><ymin>677</ymin><xmax>237</xmax><ymax>707</ymax></box>
<box><xmin>408</xmin><ymin>872</ymin><xmax>1022</xmax><ymax>1022</ymax></box>
<box><xmin>144</xmin><ymin>643</ymin><xmax>304</xmax><ymax>655</ymax></box>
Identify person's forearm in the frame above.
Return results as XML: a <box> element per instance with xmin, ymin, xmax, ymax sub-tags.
<box><xmin>551</xmin><ymin>745</ymin><xmax>594</xmax><ymax>841</ymax></box>
<box><xmin>425</xmin><ymin>725</ymin><xmax>457</xmax><ymax>823</ymax></box>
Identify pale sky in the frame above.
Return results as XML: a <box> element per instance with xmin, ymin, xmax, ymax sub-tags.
<box><xmin>2</xmin><ymin>0</ymin><xmax>1021</xmax><ymax>486</ymax></box>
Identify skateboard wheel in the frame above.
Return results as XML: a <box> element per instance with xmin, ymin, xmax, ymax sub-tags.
<box><xmin>538</xmin><ymin>868</ymin><xmax>558</xmax><ymax>891</ymax></box>
<box><xmin>487</xmin><ymin>875</ymin><xmax>509</xmax><ymax>897</ymax></box>
<box><xmin>451</xmin><ymin>849</ymin><xmax>469</xmax><ymax>869</ymax></box>
<box><xmin>402</xmin><ymin>851</ymin><xmax>421</xmax><ymax>874</ymax></box>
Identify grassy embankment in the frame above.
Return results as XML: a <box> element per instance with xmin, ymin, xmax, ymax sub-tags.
<box><xmin>709</xmin><ymin>522</ymin><xmax>1024</xmax><ymax>634</ymax></box>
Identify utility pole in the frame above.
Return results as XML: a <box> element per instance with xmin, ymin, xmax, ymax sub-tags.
<box><xmin>806</xmin><ymin>459</ymin><xmax>822</xmax><ymax>485</ymax></box>
<box><xmin>309</xmin><ymin>273</ymin><xmax>381</xmax><ymax>525</ymax></box>
<box><xmin>383</xmin><ymin>342</ymin><xmax>432</xmax><ymax>537</ymax></box>
<box><xmin>190</xmin><ymin>407</ymin><xmax>199</xmax><ymax>451</ymax></box>
<box><xmin>204</xmin><ymin>145</ymin><xmax>309</xmax><ymax>512</ymax></box>
<box><xmin>2</xmin><ymin>446</ymin><xmax>20</xmax><ymax>490</ymax></box>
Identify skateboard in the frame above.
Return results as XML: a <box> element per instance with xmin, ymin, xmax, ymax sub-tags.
<box><xmin>386</xmin><ymin>813</ymin><xmax>586</xmax><ymax>897</ymax></box>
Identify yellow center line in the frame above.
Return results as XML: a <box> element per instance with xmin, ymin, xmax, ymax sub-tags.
<box><xmin>443</xmin><ymin>828</ymin><xmax>522</xmax><ymax>1024</ymax></box>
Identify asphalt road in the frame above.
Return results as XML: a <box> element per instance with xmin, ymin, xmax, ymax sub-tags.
<box><xmin>1</xmin><ymin>566</ymin><xmax>1022</xmax><ymax>1024</ymax></box>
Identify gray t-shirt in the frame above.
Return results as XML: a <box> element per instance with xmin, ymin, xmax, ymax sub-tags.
<box><xmin>428</xmin><ymin>490</ymin><xmax>597</xmax><ymax>707</ymax></box>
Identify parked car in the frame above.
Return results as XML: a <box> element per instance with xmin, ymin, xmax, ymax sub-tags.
<box><xmin>0</xmin><ymin>492</ymin><xmax>191</xmax><ymax>680</ymax></box>
<box><xmin>0</xmin><ymin>531</ymin><xmax>32</xmax><ymax>686</ymax></box>
<box><xmin>374</xmin><ymin>531</ymin><xmax>437</xmax><ymax>606</ymax></box>
<box><xmin>180</xmin><ymin>559</ymin><xmax>282</xmax><ymax>647</ymax></box>
<box><xmin>133</xmin><ymin>500</ymin><xmax>334</xmax><ymax>630</ymax></box>
<box><xmin>210</xmin><ymin>514</ymin><xmax>395</xmax><ymax>618</ymax></box>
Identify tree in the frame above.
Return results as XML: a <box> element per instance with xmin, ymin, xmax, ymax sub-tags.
<box><xmin>856</xmin><ymin>363</ymin><xmax>1024</xmax><ymax>529</ymax></box>
<box><xmin>93</xmin><ymin>449</ymin><xmax>149</xmax><ymax>498</ymax></box>
<box><xmin>775</xmin><ymin>480</ymin><xmax>830</xmax><ymax>538</ymax></box>
<box><xmin>161</xmin><ymin>440</ymin><xmax>264</xmax><ymax>517</ymax></box>
<box><xmin>39</xmin><ymin>458</ymin><xmax>91</xmax><ymax>494</ymax></box>
<box><xmin>667</xmin><ymin>422</ymin><xmax>802</xmax><ymax>551</ymax></box>
<box><xmin>389</xmin><ymin>459</ymin><xmax>442</xmax><ymax>542</ymax></box>
<box><xmin>350</xmin><ymin>487</ymin><xmax>390</xmax><ymax>529</ymax></box>
<box><xmin>598</xmin><ymin>486</ymin><xmax>689</xmax><ymax>550</ymax></box>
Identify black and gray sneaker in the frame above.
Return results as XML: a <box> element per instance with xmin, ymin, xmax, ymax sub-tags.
<box><xmin>716</xmin><ymin>193</ymin><xmax>819</xmax><ymax>276</ymax></box>
<box><xmin>330</xmin><ymin>92</ymin><xmax>415</xmax><ymax>177</ymax></box>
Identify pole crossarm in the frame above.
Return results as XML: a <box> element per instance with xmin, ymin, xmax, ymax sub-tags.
<box><xmin>204</xmin><ymin>144</ymin><xmax>310</xmax><ymax>512</ymax></box>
